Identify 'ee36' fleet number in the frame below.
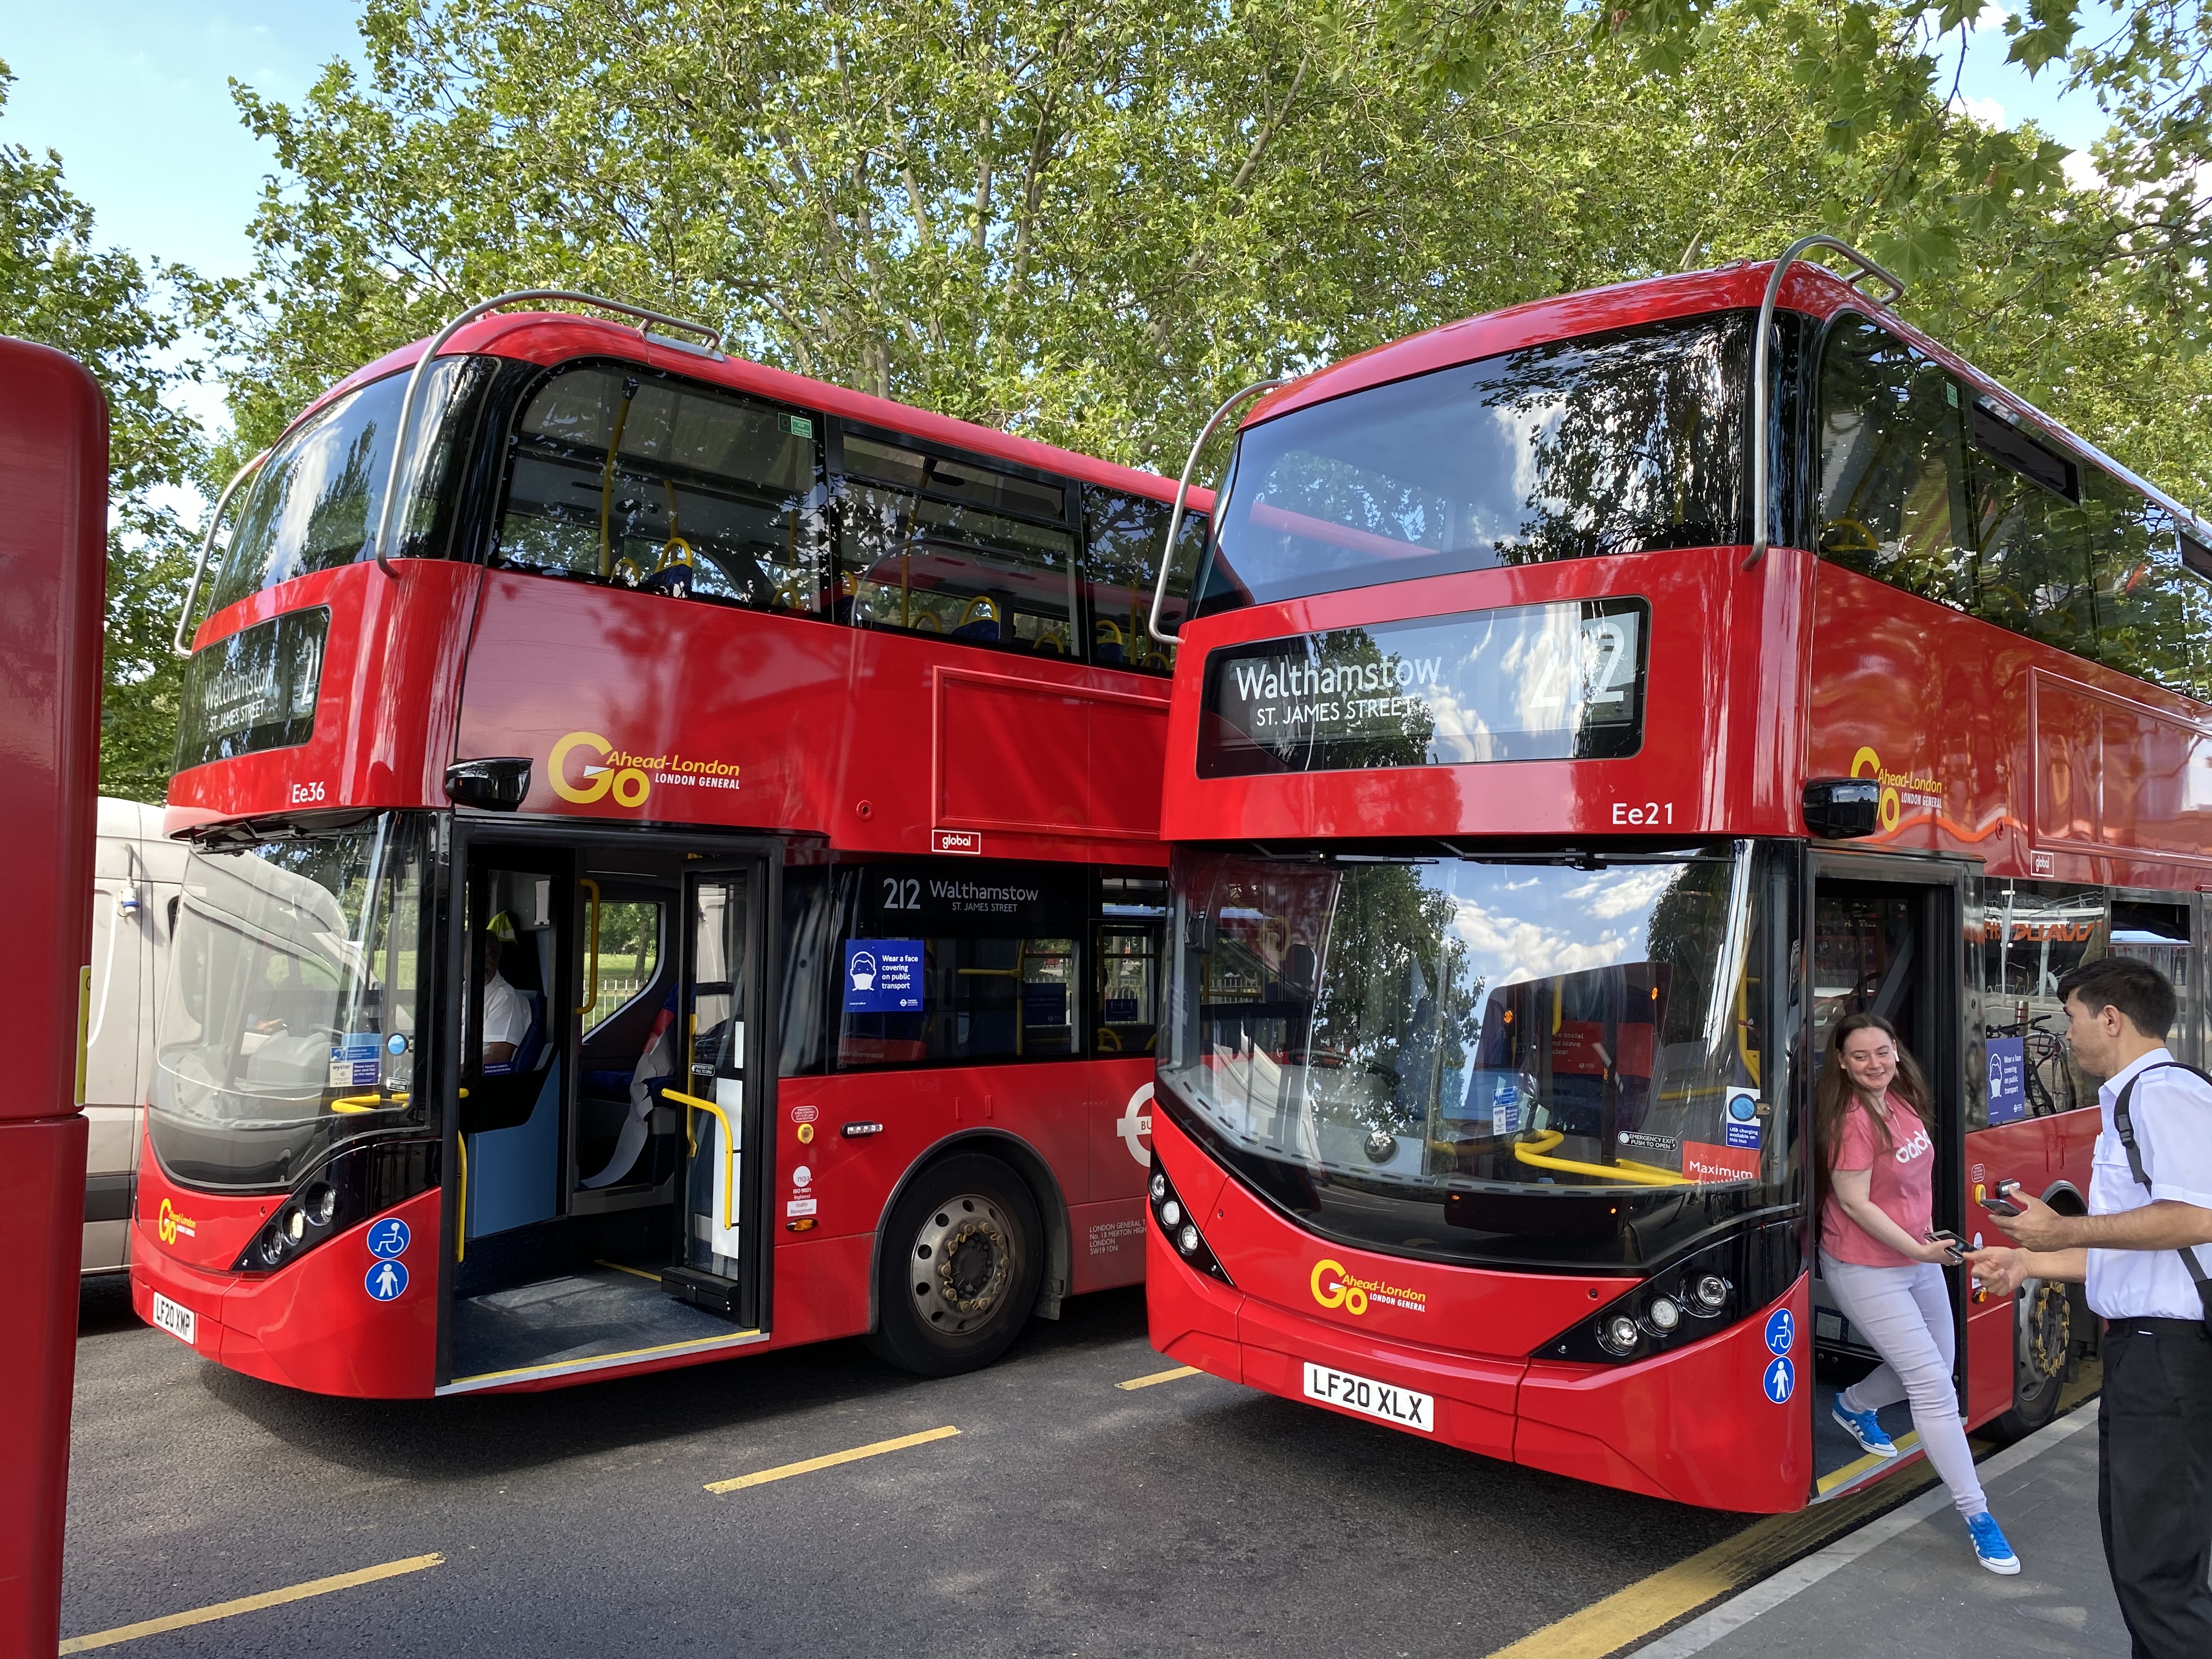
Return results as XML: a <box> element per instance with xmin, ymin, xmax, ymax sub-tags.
<box><xmin>289</xmin><ymin>780</ymin><xmax>328</xmax><ymax>805</ymax></box>
<box><xmin>1612</xmin><ymin>800</ymin><xmax>1674</xmax><ymax>827</ymax></box>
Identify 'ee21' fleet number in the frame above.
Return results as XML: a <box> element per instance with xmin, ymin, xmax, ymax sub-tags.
<box><xmin>1612</xmin><ymin>800</ymin><xmax>1674</xmax><ymax>827</ymax></box>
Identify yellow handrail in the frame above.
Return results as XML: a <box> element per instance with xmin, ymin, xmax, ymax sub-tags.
<box><xmin>330</xmin><ymin>1091</ymin><xmax>409</xmax><ymax>1115</ymax></box>
<box><xmin>663</xmin><ymin>1087</ymin><xmax>740</xmax><ymax>1229</ymax></box>
<box><xmin>456</xmin><ymin>1135</ymin><xmax>467</xmax><ymax>1263</ymax></box>
<box><xmin>574</xmin><ymin>877</ymin><xmax>601</xmax><ymax>1015</ymax></box>
<box><xmin>1511</xmin><ymin>1129</ymin><xmax>1691</xmax><ymax>1187</ymax></box>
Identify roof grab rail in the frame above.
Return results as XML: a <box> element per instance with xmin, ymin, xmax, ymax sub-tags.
<box><xmin>1745</xmin><ymin>235</ymin><xmax>1907</xmax><ymax>572</ymax></box>
<box><xmin>170</xmin><ymin>450</ymin><xmax>271</xmax><ymax>659</ymax></box>
<box><xmin>1148</xmin><ymin>377</ymin><xmax>1286</xmax><ymax>647</ymax></box>
<box><xmin>369</xmin><ymin>289</ymin><xmax>725</xmax><ymax>578</ymax></box>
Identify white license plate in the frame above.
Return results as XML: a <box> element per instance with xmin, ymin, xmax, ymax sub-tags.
<box><xmin>1302</xmin><ymin>1361</ymin><xmax>1433</xmax><ymax>1432</ymax></box>
<box><xmin>150</xmin><ymin>1293</ymin><xmax>196</xmax><ymax>1347</ymax></box>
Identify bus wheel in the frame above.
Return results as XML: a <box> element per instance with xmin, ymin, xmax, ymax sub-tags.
<box><xmin>868</xmin><ymin>1154</ymin><xmax>1042</xmax><ymax>1378</ymax></box>
<box><xmin>1992</xmin><ymin>1276</ymin><xmax>2074</xmax><ymax>1441</ymax></box>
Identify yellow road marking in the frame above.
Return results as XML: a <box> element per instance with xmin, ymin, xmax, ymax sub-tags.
<box><xmin>59</xmin><ymin>1554</ymin><xmax>443</xmax><ymax>1654</ymax></box>
<box><xmin>1479</xmin><ymin>1469</ymin><xmax>1939</xmax><ymax>1659</ymax></box>
<box><xmin>594</xmin><ymin>1259</ymin><xmax>663</xmax><ymax>1283</ymax></box>
<box><xmin>1118</xmin><ymin>1365</ymin><xmax>1202</xmax><ymax>1391</ymax></box>
<box><xmin>706</xmin><ymin>1426</ymin><xmax>961</xmax><ymax>1494</ymax></box>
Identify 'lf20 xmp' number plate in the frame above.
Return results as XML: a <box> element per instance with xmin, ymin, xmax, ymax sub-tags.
<box><xmin>1302</xmin><ymin>1361</ymin><xmax>1433</xmax><ymax>1433</ymax></box>
<box><xmin>150</xmin><ymin>1293</ymin><xmax>196</xmax><ymax>1347</ymax></box>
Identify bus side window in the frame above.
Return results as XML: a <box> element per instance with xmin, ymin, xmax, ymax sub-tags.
<box><xmin>1962</xmin><ymin>403</ymin><xmax>2104</xmax><ymax>660</ymax></box>
<box><xmin>496</xmin><ymin>363</ymin><xmax>828</xmax><ymax>614</ymax></box>
<box><xmin>2084</xmin><ymin>473</ymin><xmax>2212</xmax><ymax>701</ymax></box>
<box><xmin>832</xmin><ymin>861</ymin><xmax>1084</xmax><ymax>1068</ymax></box>
<box><xmin>1079</xmin><ymin>487</ymin><xmax>1206</xmax><ymax>675</ymax></box>
<box><xmin>1814</xmin><ymin>317</ymin><xmax>1972</xmax><ymax>608</ymax></box>
<box><xmin>838</xmin><ymin>433</ymin><xmax>1079</xmax><ymax>658</ymax></box>
<box><xmin>1094</xmin><ymin>871</ymin><xmax>1169</xmax><ymax>1053</ymax></box>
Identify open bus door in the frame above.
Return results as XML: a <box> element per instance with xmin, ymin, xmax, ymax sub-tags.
<box><xmin>1803</xmin><ymin>853</ymin><xmax>1971</xmax><ymax>1503</ymax></box>
<box><xmin>661</xmin><ymin>861</ymin><xmax>770</xmax><ymax>1327</ymax></box>
<box><xmin>439</xmin><ymin>827</ymin><xmax>773</xmax><ymax>1393</ymax></box>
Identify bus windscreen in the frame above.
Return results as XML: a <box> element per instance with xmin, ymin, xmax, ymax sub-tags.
<box><xmin>1159</xmin><ymin>842</ymin><xmax>1785</xmax><ymax>1268</ymax></box>
<box><xmin>1196</xmin><ymin>313</ymin><xmax>1751</xmax><ymax>612</ymax></box>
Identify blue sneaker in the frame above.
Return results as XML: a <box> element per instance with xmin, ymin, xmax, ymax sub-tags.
<box><xmin>1966</xmin><ymin>1511</ymin><xmax>2021</xmax><ymax>1575</ymax></box>
<box><xmin>1832</xmin><ymin>1401</ymin><xmax>1898</xmax><ymax>1458</ymax></box>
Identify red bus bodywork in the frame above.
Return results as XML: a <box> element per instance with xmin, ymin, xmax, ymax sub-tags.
<box><xmin>1145</xmin><ymin>261</ymin><xmax>2205</xmax><ymax>1511</ymax></box>
<box><xmin>132</xmin><ymin>311</ymin><xmax>1204</xmax><ymax>1397</ymax></box>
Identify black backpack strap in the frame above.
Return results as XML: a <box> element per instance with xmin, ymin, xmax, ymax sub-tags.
<box><xmin>2112</xmin><ymin>1061</ymin><xmax>2212</xmax><ymax>1330</ymax></box>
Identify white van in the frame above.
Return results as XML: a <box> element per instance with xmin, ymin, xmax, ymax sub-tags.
<box><xmin>82</xmin><ymin>798</ymin><xmax>188</xmax><ymax>1275</ymax></box>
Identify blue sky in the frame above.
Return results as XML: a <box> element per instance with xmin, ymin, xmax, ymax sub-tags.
<box><xmin>3</xmin><ymin>4</ymin><xmax>362</xmax><ymax>283</ymax></box>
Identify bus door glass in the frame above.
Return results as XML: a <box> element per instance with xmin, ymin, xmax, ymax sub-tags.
<box><xmin>2112</xmin><ymin>897</ymin><xmax>2195</xmax><ymax>1064</ymax></box>
<box><xmin>670</xmin><ymin>867</ymin><xmax>762</xmax><ymax>1317</ymax></box>
<box><xmin>1805</xmin><ymin>867</ymin><xmax>1967</xmax><ymax>1500</ymax></box>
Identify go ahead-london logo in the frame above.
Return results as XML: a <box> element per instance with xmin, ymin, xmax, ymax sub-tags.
<box><xmin>549</xmin><ymin>730</ymin><xmax>741</xmax><ymax>809</ymax></box>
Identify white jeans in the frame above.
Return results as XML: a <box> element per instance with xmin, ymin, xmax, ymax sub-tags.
<box><xmin>1821</xmin><ymin>1254</ymin><xmax>1987</xmax><ymax>1518</ymax></box>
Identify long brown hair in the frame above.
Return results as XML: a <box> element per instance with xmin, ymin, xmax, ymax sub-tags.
<box><xmin>1814</xmin><ymin>1013</ymin><xmax>1933</xmax><ymax>1214</ymax></box>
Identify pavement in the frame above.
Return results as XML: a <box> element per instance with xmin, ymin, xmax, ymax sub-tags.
<box><xmin>1635</xmin><ymin>1404</ymin><xmax>2132</xmax><ymax>1658</ymax></box>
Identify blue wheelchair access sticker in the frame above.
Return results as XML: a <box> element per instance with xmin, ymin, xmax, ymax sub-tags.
<box><xmin>366</xmin><ymin>1218</ymin><xmax>410</xmax><ymax>1259</ymax></box>
<box><xmin>1763</xmin><ymin>1355</ymin><xmax>1796</xmax><ymax>1404</ymax></box>
<box><xmin>365</xmin><ymin>1259</ymin><xmax>409</xmax><ymax>1302</ymax></box>
<box><xmin>1765</xmin><ymin>1307</ymin><xmax>1795</xmax><ymax>1356</ymax></box>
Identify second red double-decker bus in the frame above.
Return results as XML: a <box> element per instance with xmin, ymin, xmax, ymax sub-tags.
<box><xmin>1143</xmin><ymin>238</ymin><xmax>2210</xmax><ymax>1511</ymax></box>
<box><xmin>132</xmin><ymin>290</ymin><xmax>1205</xmax><ymax>1396</ymax></box>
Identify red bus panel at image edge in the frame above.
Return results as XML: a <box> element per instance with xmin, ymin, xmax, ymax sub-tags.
<box><xmin>1143</xmin><ymin>253</ymin><xmax>2208</xmax><ymax>1511</ymax></box>
<box><xmin>137</xmin><ymin>301</ymin><xmax>1207</xmax><ymax>1398</ymax></box>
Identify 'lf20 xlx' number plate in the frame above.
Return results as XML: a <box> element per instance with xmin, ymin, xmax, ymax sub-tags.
<box><xmin>1302</xmin><ymin>1361</ymin><xmax>1434</xmax><ymax>1433</ymax></box>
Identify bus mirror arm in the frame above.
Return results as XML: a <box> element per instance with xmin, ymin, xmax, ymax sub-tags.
<box><xmin>1148</xmin><ymin>377</ymin><xmax>1287</xmax><ymax>647</ymax></box>
<box><xmin>1744</xmin><ymin>235</ymin><xmax>1906</xmax><ymax>573</ymax></box>
<box><xmin>171</xmin><ymin>450</ymin><xmax>270</xmax><ymax>659</ymax></box>
<box><xmin>370</xmin><ymin>289</ymin><xmax>725</xmax><ymax>579</ymax></box>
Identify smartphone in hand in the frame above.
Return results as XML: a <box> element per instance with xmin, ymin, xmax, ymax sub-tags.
<box><xmin>1980</xmin><ymin>1180</ymin><xmax>2022</xmax><ymax>1217</ymax></box>
<box><xmin>1926</xmin><ymin>1228</ymin><xmax>1966</xmax><ymax>1265</ymax></box>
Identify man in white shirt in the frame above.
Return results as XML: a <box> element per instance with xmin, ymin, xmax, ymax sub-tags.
<box><xmin>1971</xmin><ymin>957</ymin><xmax>2212</xmax><ymax>1659</ymax></box>
<box><xmin>479</xmin><ymin>933</ymin><xmax>531</xmax><ymax>1065</ymax></box>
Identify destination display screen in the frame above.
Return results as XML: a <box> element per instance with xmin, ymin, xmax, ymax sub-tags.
<box><xmin>1197</xmin><ymin>597</ymin><xmax>1646</xmax><ymax>777</ymax></box>
<box><xmin>173</xmin><ymin>607</ymin><xmax>329</xmax><ymax>771</ymax></box>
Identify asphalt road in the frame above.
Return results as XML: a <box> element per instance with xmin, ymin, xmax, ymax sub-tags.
<box><xmin>64</xmin><ymin>1278</ymin><xmax>1759</xmax><ymax>1657</ymax></box>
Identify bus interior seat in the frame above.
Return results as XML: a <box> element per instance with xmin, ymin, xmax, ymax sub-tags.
<box><xmin>482</xmin><ymin>991</ymin><xmax>545</xmax><ymax>1077</ymax></box>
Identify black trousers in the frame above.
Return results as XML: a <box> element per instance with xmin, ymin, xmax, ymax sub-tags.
<box><xmin>2100</xmin><ymin>1319</ymin><xmax>2212</xmax><ymax>1659</ymax></box>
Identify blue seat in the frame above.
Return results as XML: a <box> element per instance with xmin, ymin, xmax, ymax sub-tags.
<box><xmin>482</xmin><ymin>991</ymin><xmax>545</xmax><ymax>1078</ymax></box>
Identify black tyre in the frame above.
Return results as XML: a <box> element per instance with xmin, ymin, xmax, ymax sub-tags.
<box><xmin>867</xmin><ymin>1154</ymin><xmax>1043</xmax><ymax>1378</ymax></box>
<box><xmin>1991</xmin><ymin>1274</ymin><xmax>2078</xmax><ymax>1441</ymax></box>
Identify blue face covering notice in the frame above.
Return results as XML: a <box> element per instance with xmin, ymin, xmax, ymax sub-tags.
<box><xmin>844</xmin><ymin>940</ymin><xmax>924</xmax><ymax>1013</ymax></box>
<box><xmin>1985</xmin><ymin>1037</ymin><xmax>2028</xmax><ymax>1126</ymax></box>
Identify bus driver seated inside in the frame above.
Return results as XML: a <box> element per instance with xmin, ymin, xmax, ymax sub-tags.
<box><xmin>479</xmin><ymin>931</ymin><xmax>530</xmax><ymax>1064</ymax></box>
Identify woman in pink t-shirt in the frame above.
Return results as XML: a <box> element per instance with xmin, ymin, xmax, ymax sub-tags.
<box><xmin>1817</xmin><ymin>1013</ymin><xmax>2019</xmax><ymax>1575</ymax></box>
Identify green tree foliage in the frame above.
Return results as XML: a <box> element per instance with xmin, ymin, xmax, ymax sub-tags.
<box><xmin>219</xmin><ymin>0</ymin><xmax>2128</xmax><ymax>466</ymax></box>
<box><xmin>0</xmin><ymin>64</ymin><xmax>215</xmax><ymax>802</ymax></box>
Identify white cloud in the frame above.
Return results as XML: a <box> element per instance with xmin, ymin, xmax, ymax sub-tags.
<box><xmin>2062</xmin><ymin>149</ymin><xmax>2107</xmax><ymax>191</ymax></box>
<box><xmin>1949</xmin><ymin>92</ymin><xmax>2008</xmax><ymax>129</ymax></box>
<box><xmin>1449</xmin><ymin>899</ymin><xmax>1641</xmax><ymax>986</ymax></box>
<box><xmin>1971</xmin><ymin>3</ymin><xmax>2011</xmax><ymax>32</ymax></box>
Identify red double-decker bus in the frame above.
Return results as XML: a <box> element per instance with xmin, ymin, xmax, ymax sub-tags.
<box><xmin>131</xmin><ymin>291</ymin><xmax>1206</xmax><ymax>1396</ymax></box>
<box><xmin>1142</xmin><ymin>238</ymin><xmax>2211</xmax><ymax>1511</ymax></box>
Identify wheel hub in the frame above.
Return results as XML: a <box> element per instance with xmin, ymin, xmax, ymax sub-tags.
<box><xmin>911</xmin><ymin>1195</ymin><xmax>1013</xmax><ymax>1334</ymax></box>
<box><xmin>2019</xmin><ymin>1277</ymin><xmax>2071</xmax><ymax>1386</ymax></box>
